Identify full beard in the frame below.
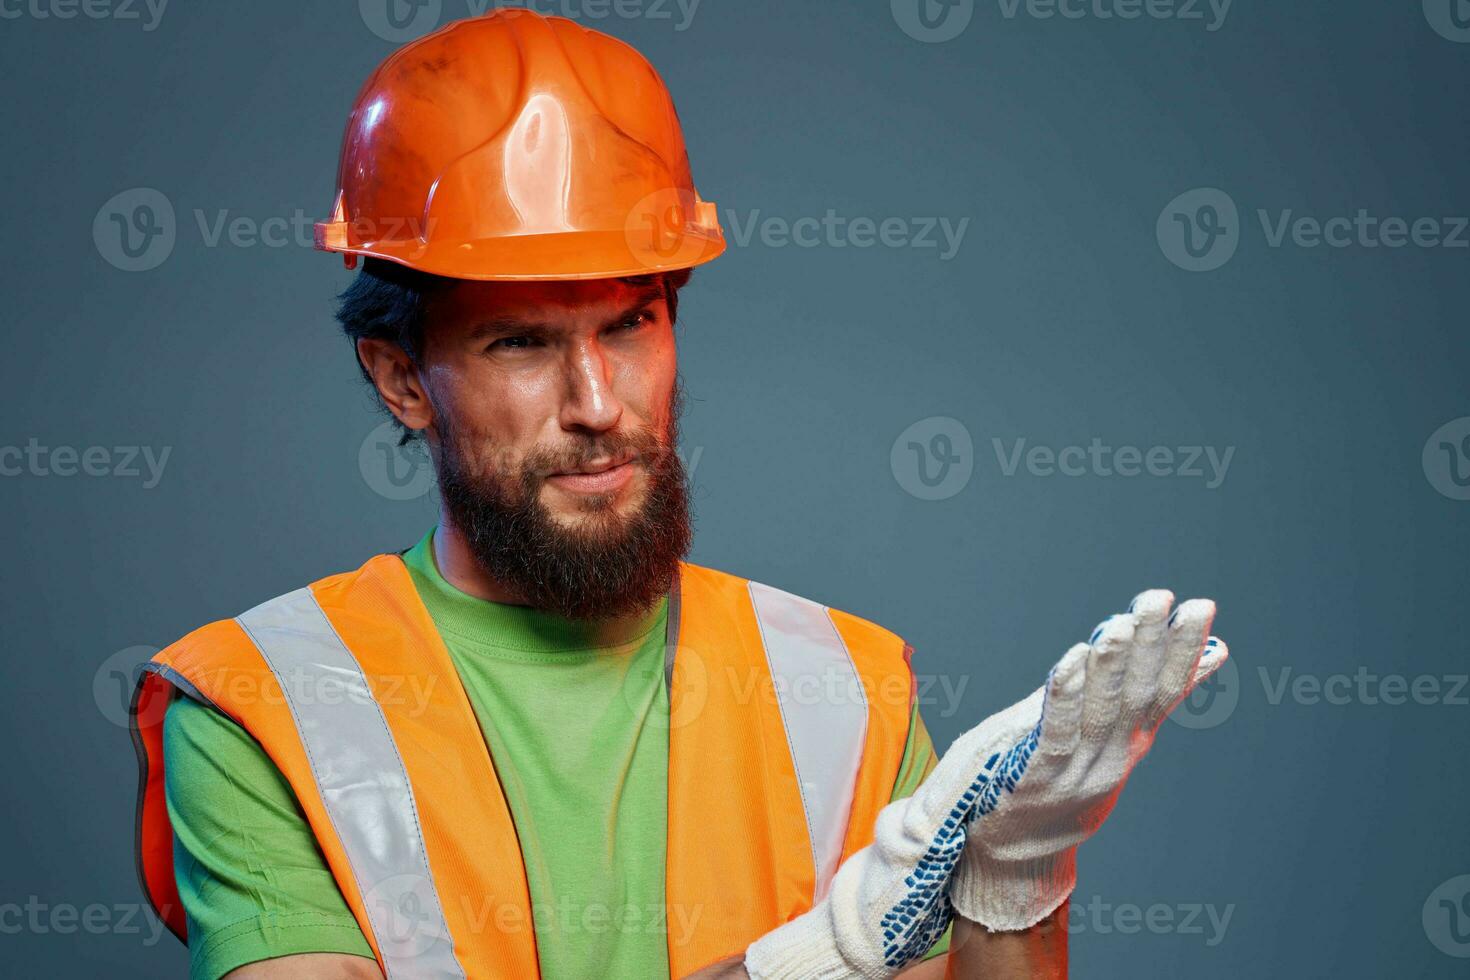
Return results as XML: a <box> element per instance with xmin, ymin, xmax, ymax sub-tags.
<box><xmin>433</xmin><ymin>383</ymin><xmax>693</xmax><ymax>622</ymax></box>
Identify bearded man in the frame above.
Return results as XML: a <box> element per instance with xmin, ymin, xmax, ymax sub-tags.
<box><xmin>129</xmin><ymin>11</ymin><xmax>1227</xmax><ymax>980</ymax></box>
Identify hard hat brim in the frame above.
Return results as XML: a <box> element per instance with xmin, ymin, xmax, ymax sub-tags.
<box><xmin>315</xmin><ymin>224</ymin><xmax>726</xmax><ymax>282</ymax></box>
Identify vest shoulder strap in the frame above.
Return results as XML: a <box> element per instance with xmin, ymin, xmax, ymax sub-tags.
<box><xmin>134</xmin><ymin>555</ymin><xmax>534</xmax><ymax>979</ymax></box>
<box><xmin>664</xmin><ymin>562</ymin><xmax>917</xmax><ymax>971</ymax></box>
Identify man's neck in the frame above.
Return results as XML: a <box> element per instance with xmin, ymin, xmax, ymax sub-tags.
<box><xmin>428</xmin><ymin>516</ymin><xmax>528</xmax><ymax>606</ymax></box>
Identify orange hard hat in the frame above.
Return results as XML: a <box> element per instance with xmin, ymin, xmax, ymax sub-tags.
<box><xmin>314</xmin><ymin>9</ymin><xmax>724</xmax><ymax>281</ymax></box>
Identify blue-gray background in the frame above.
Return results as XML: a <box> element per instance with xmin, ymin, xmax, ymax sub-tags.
<box><xmin>2</xmin><ymin>1</ymin><xmax>1466</xmax><ymax>976</ymax></box>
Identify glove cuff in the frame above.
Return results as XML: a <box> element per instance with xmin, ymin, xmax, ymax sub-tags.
<box><xmin>744</xmin><ymin>909</ymin><xmax>873</xmax><ymax>980</ymax></box>
<box><xmin>950</xmin><ymin>847</ymin><xmax>1077</xmax><ymax>933</ymax></box>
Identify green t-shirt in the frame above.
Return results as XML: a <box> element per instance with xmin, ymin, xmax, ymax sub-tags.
<box><xmin>163</xmin><ymin>531</ymin><xmax>949</xmax><ymax>979</ymax></box>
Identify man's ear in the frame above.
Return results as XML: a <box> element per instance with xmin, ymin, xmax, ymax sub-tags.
<box><xmin>357</xmin><ymin>338</ymin><xmax>434</xmax><ymax>432</ymax></box>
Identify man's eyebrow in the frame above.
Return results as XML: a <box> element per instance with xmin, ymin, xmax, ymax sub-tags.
<box><xmin>619</xmin><ymin>283</ymin><xmax>667</xmax><ymax>317</ymax></box>
<box><xmin>466</xmin><ymin>284</ymin><xmax>667</xmax><ymax>340</ymax></box>
<box><xmin>467</xmin><ymin>314</ymin><xmax>550</xmax><ymax>340</ymax></box>
<box><xmin>583</xmin><ymin>283</ymin><xmax>667</xmax><ymax>326</ymax></box>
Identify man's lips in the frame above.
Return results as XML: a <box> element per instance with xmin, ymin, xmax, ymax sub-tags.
<box><xmin>549</xmin><ymin>449</ymin><xmax>639</xmax><ymax>476</ymax></box>
<box><xmin>544</xmin><ymin>451</ymin><xmax>640</xmax><ymax>494</ymax></box>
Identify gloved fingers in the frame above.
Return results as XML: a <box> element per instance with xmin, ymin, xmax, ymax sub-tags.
<box><xmin>1121</xmin><ymin>589</ymin><xmax>1175</xmax><ymax>718</ymax></box>
<box><xmin>1150</xmin><ymin>598</ymin><xmax>1217</xmax><ymax>721</ymax></box>
<box><xmin>1038</xmin><ymin>642</ymin><xmax>1090</xmax><ymax>757</ymax></box>
<box><xmin>1157</xmin><ymin>636</ymin><xmax>1229</xmax><ymax>726</ymax></box>
<box><xmin>1079</xmin><ymin>613</ymin><xmax>1136</xmax><ymax>739</ymax></box>
<box><xmin>1191</xmin><ymin>636</ymin><xmax>1229</xmax><ymax>686</ymax></box>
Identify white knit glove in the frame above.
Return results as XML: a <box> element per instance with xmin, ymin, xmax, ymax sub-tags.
<box><xmin>948</xmin><ymin>589</ymin><xmax>1226</xmax><ymax>931</ymax></box>
<box><xmin>743</xmin><ymin>589</ymin><xmax>1226</xmax><ymax>979</ymax></box>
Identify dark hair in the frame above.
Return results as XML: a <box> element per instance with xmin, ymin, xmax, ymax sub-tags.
<box><xmin>335</xmin><ymin>258</ymin><xmax>694</xmax><ymax>437</ymax></box>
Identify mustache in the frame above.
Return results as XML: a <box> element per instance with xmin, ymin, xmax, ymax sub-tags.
<box><xmin>439</xmin><ymin>428</ymin><xmax>674</xmax><ymax>484</ymax></box>
<box><xmin>523</xmin><ymin>431</ymin><xmax>673</xmax><ymax>480</ymax></box>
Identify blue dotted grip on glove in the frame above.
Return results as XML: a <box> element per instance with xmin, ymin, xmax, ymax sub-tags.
<box><xmin>879</xmin><ymin>718</ymin><xmax>1044</xmax><ymax>968</ymax></box>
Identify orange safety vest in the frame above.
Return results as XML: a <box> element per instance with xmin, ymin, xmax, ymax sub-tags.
<box><xmin>130</xmin><ymin>554</ymin><xmax>917</xmax><ymax>979</ymax></box>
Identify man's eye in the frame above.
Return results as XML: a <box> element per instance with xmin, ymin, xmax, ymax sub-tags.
<box><xmin>618</xmin><ymin>312</ymin><xmax>651</xmax><ymax>331</ymax></box>
<box><xmin>491</xmin><ymin>335</ymin><xmax>536</xmax><ymax>350</ymax></box>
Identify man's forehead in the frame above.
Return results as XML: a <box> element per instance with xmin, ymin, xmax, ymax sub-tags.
<box><xmin>438</xmin><ymin>277</ymin><xmax>666</xmax><ymax>326</ymax></box>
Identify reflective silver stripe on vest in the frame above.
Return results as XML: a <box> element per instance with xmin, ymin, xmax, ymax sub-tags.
<box><xmin>236</xmin><ymin>588</ymin><xmax>466</xmax><ymax>980</ymax></box>
<box><xmin>747</xmin><ymin>580</ymin><xmax>869</xmax><ymax>902</ymax></box>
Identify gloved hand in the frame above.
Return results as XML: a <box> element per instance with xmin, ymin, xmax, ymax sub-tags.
<box><xmin>742</xmin><ymin>589</ymin><xmax>1227</xmax><ymax>979</ymax></box>
<box><xmin>949</xmin><ymin>589</ymin><xmax>1225</xmax><ymax>931</ymax></box>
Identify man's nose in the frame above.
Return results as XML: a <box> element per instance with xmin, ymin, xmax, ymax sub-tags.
<box><xmin>558</xmin><ymin>340</ymin><xmax>624</xmax><ymax>434</ymax></box>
